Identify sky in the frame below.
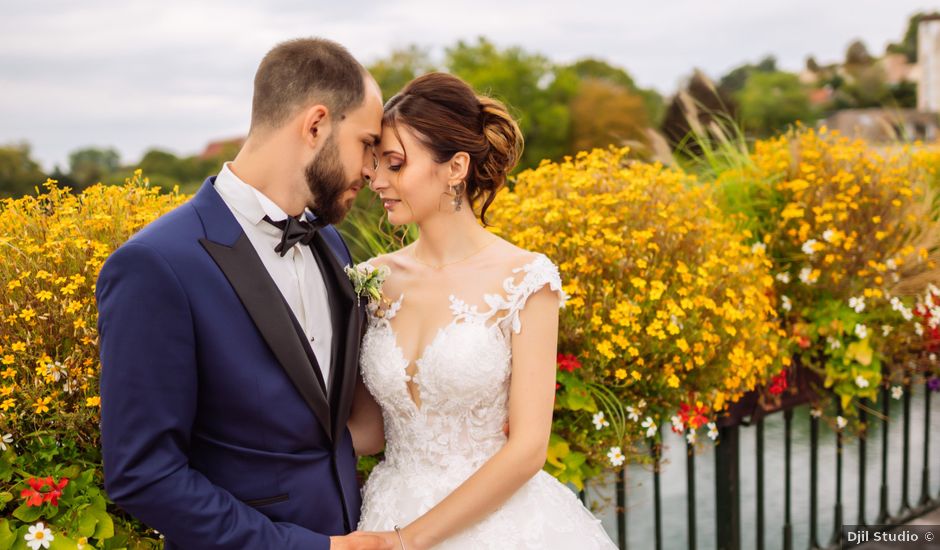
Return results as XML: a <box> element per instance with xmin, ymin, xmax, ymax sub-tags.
<box><xmin>1</xmin><ymin>0</ymin><xmax>936</xmax><ymax>171</ymax></box>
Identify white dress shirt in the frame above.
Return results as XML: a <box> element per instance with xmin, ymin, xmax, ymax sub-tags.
<box><xmin>213</xmin><ymin>163</ymin><xmax>334</xmax><ymax>387</ymax></box>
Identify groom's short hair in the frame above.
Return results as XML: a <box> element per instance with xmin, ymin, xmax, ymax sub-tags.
<box><xmin>250</xmin><ymin>38</ymin><xmax>367</xmax><ymax>132</ymax></box>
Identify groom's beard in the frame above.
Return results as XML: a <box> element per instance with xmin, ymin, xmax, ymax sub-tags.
<box><xmin>305</xmin><ymin>134</ymin><xmax>358</xmax><ymax>226</ymax></box>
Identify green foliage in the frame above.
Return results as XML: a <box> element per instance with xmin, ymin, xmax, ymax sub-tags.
<box><xmin>445</xmin><ymin>37</ymin><xmax>579</xmax><ymax>170</ymax></box>
<box><xmin>68</xmin><ymin>148</ymin><xmax>121</xmax><ymax>189</ymax></box>
<box><xmin>0</xmin><ymin>143</ymin><xmax>47</xmax><ymax>198</ymax></box>
<box><xmin>367</xmin><ymin>46</ymin><xmax>435</xmax><ymax>100</ymax></box>
<box><xmin>737</xmin><ymin>72</ymin><xmax>815</xmax><ymax>136</ymax></box>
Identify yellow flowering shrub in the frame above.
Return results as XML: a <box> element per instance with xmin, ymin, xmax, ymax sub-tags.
<box><xmin>489</xmin><ymin>147</ymin><xmax>785</xmax><ymax>482</ymax></box>
<box><xmin>0</xmin><ymin>173</ymin><xmax>185</xmax><ymax>547</ymax></box>
<box><xmin>720</xmin><ymin>128</ymin><xmax>940</xmax><ymax>416</ymax></box>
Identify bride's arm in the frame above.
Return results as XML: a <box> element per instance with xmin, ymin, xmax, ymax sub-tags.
<box><xmin>348</xmin><ymin>372</ymin><xmax>385</xmax><ymax>456</ymax></box>
<box><xmin>397</xmin><ymin>285</ymin><xmax>560</xmax><ymax>549</ymax></box>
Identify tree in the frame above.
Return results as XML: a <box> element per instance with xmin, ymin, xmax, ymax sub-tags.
<box><xmin>68</xmin><ymin>147</ymin><xmax>120</xmax><ymax>189</ymax></box>
<box><xmin>567</xmin><ymin>58</ymin><xmax>665</xmax><ymax>127</ymax></box>
<box><xmin>718</xmin><ymin>55</ymin><xmax>778</xmax><ymax>96</ymax></box>
<box><xmin>445</xmin><ymin>37</ymin><xmax>578</xmax><ymax>170</ymax></box>
<box><xmin>569</xmin><ymin>78</ymin><xmax>649</xmax><ymax>153</ymax></box>
<box><xmin>887</xmin><ymin>12</ymin><xmax>940</xmax><ymax>62</ymax></box>
<box><xmin>368</xmin><ymin>46</ymin><xmax>436</xmax><ymax>100</ymax></box>
<box><xmin>0</xmin><ymin>143</ymin><xmax>47</xmax><ymax>198</ymax></box>
<box><xmin>738</xmin><ymin>72</ymin><xmax>814</xmax><ymax>135</ymax></box>
<box><xmin>845</xmin><ymin>40</ymin><xmax>873</xmax><ymax>66</ymax></box>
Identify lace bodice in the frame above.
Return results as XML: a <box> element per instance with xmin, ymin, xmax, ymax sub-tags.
<box><xmin>358</xmin><ymin>253</ymin><xmax>567</xmax><ymax>472</ymax></box>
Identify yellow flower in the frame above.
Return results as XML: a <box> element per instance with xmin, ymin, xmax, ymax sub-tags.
<box><xmin>614</xmin><ymin>369</ymin><xmax>627</xmax><ymax>380</ymax></box>
<box><xmin>11</xmin><ymin>342</ymin><xmax>26</xmax><ymax>353</ymax></box>
<box><xmin>36</xmin><ymin>290</ymin><xmax>53</xmax><ymax>301</ymax></box>
<box><xmin>33</xmin><ymin>396</ymin><xmax>52</xmax><ymax>414</ymax></box>
<box><xmin>667</xmin><ymin>374</ymin><xmax>680</xmax><ymax>388</ymax></box>
<box><xmin>0</xmin><ymin>398</ymin><xmax>14</xmax><ymax>411</ymax></box>
<box><xmin>86</xmin><ymin>396</ymin><xmax>101</xmax><ymax>407</ymax></box>
<box><xmin>19</xmin><ymin>308</ymin><xmax>36</xmax><ymax>322</ymax></box>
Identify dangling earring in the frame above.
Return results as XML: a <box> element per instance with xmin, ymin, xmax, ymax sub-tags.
<box><xmin>451</xmin><ymin>181</ymin><xmax>465</xmax><ymax>212</ymax></box>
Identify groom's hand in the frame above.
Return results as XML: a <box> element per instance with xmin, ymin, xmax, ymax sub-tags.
<box><xmin>330</xmin><ymin>532</ymin><xmax>395</xmax><ymax>550</ymax></box>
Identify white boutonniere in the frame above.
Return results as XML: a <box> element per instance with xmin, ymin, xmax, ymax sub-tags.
<box><xmin>344</xmin><ymin>263</ymin><xmax>391</xmax><ymax>308</ymax></box>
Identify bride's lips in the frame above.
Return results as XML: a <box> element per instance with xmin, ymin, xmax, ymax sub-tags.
<box><xmin>382</xmin><ymin>199</ymin><xmax>400</xmax><ymax>210</ymax></box>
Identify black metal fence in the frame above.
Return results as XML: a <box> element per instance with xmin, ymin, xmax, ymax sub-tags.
<box><xmin>587</xmin><ymin>375</ymin><xmax>939</xmax><ymax>550</ymax></box>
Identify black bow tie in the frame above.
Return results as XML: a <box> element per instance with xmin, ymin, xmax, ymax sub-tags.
<box><xmin>263</xmin><ymin>215</ymin><xmax>323</xmax><ymax>257</ymax></box>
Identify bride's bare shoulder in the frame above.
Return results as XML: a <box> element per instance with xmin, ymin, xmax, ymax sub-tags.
<box><xmin>488</xmin><ymin>238</ymin><xmax>546</xmax><ymax>271</ymax></box>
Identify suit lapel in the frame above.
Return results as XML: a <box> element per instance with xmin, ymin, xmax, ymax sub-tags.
<box><xmin>192</xmin><ymin>179</ymin><xmax>332</xmax><ymax>441</ymax></box>
<box><xmin>308</xmin><ymin>231</ymin><xmax>359</xmax><ymax>441</ymax></box>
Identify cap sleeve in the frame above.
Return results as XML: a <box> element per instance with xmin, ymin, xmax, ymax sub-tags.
<box><xmin>496</xmin><ymin>254</ymin><xmax>568</xmax><ymax>334</ymax></box>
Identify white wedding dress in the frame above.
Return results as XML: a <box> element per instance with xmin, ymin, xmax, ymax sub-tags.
<box><xmin>357</xmin><ymin>253</ymin><xmax>617</xmax><ymax>549</ymax></box>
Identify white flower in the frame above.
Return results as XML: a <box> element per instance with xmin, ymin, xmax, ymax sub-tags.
<box><xmin>882</xmin><ymin>325</ymin><xmax>893</xmax><ymax>337</ymax></box>
<box><xmin>802</xmin><ymin>239</ymin><xmax>819</xmax><ymax>256</ymax></box>
<box><xmin>638</xmin><ymin>399</ymin><xmax>646</xmax><ymax>409</ymax></box>
<box><xmin>930</xmin><ymin>353</ymin><xmax>937</xmax><ymax>363</ymax></box>
<box><xmin>848</xmin><ymin>296</ymin><xmax>865</xmax><ymax>313</ymax></box>
<box><xmin>854</xmin><ymin>324</ymin><xmax>868</xmax><ymax>340</ymax></box>
<box><xmin>892</xmin><ymin>385</ymin><xmax>904</xmax><ymax>400</ymax></box>
<box><xmin>855</xmin><ymin>375</ymin><xmax>869</xmax><ymax>388</ymax></box>
<box><xmin>827</xmin><ymin>336</ymin><xmax>842</xmax><ymax>350</ymax></box>
<box><xmin>915</xmin><ymin>323</ymin><xmax>924</xmax><ymax>336</ymax></box>
<box><xmin>626</xmin><ymin>406</ymin><xmax>640</xmax><ymax>422</ymax></box>
<box><xmin>836</xmin><ymin>416</ymin><xmax>848</xmax><ymax>429</ymax></box>
<box><xmin>44</xmin><ymin>361</ymin><xmax>67</xmax><ymax>382</ymax></box>
<box><xmin>707</xmin><ymin>422</ymin><xmax>719</xmax><ymax>440</ymax></box>
<box><xmin>781</xmin><ymin>295</ymin><xmax>792</xmax><ymax>312</ymax></box>
<box><xmin>810</xmin><ymin>408</ymin><xmax>823</xmax><ymax>418</ymax></box>
<box><xmin>686</xmin><ymin>429</ymin><xmax>697</xmax><ymax>445</ymax></box>
<box><xmin>670</xmin><ymin>415</ymin><xmax>685</xmax><ymax>433</ymax></box>
<box><xmin>799</xmin><ymin>267</ymin><xmax>817</xmax><ymax>284</ymax></box>
<box><xmin>886</xmin><ymin>258</ymin><xmax>897</xmax><ymax>270</ymax></box>
<box><xmin>25</xmin><ymin>522</ymin><xmax>53</xmax><ymax>550</ymax></box>
<box><xmin>592</xmin><ymin>411</ymin><xmax>610</xmax><ymax>431</ymax></box>
<box><xmin>607</xmin><ymin>446</ymin><xmax>625</xmax><ymax>467</ymax></box>
<box><xmin>775</xmin><ymin>272</ymin><xmax>791</xmax><ymax>284</ymax></box>
<box><xmin>751</xmin><ymin>242</ymin><xmax>766</xmax><ymax>254</ymax></box>
<box><xmin>0</xmin><ymin>433</ymin><xmax>11</xmax><ymax>452</ymax></box>
<box><xmin>822</xmin><ymin>229</ymin><xmax>835</xmax><ymax>243</ymax></box>
<box><xmin>641</xmin><ymin>417</ymin><xmax>658</xmax><ymax>438</ymax></box>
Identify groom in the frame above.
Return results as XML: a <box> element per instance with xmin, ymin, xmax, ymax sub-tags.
<box><xmin>96</xmin><ymin>38</ymin><xmax>390</xmax><ymax>549</ymax></box>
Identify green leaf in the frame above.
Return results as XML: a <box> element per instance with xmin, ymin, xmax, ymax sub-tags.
<box><xmin>0</xmin><ymin>519</ymin><xmax>15</xmax><ymax>550</ymax></box>
<box><xmin>12</xmin><ymin>502</ymin><xmax>43</xmax><ymax>523</ymax></box>
<box><xmin>0</xmin><ymin>492</ymin><xmax>12</xmax><ymax>507</ymax></box>
<box><xmin>77</xmin><ymin>509</ymin><xmax>98</xmax><ymax>538</ymax></box>
<box><xmin>545</xmin><ymin>434</ymin><xmax>570</xmax><ymax>470</ymax></box>
<box><xmin>89</xmin><ymin>508</ymin><xmax>114</xmax><ymax>540</ymax></box>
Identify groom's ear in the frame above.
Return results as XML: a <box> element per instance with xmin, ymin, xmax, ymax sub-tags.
<box><xmin>300</xmin><ymin>104</ymin><xmax>331</xmax><ymax>149</ymax></box>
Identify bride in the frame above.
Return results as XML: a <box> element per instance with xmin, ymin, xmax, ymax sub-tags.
<box><xmin>346</xmin><ymin>72</ymin><xmax>618</xmax><ymax>550</ymax></box>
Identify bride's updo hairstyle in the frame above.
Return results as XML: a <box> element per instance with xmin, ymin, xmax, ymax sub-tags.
<box><xmin>382</xmin><ymin>72</ymin><xmax>524</xmax><ymax>224</ymax></box>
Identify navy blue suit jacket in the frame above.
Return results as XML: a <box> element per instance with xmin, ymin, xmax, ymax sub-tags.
<box><xmin>96</xmin><ymin>178</ymin><xmax>363</xmax><ymax>549</ymax></box>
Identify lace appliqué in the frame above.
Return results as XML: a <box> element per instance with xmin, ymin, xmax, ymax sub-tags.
<box><xmin>356</xmin><ymin>253</ymin><xmax>615</xmax><ymax>549</ymax></box>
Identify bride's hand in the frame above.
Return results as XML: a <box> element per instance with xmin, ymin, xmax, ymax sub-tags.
<box><xmin>330</xmin><ymin>531</ymin><xmax>395</xmax><ymax>550</ymax></box>
<box><xmin>349</xmin><ymin>529</ymin><xmax>426</xmax><ymax>550</ymax></box>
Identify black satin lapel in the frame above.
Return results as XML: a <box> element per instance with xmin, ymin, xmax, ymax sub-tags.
<box><xmin>200</xmin><ymin>235</ymin><xmax>332</xmax><ymax>441</ymax></box>
<box><xmin>309</xmin><ymin>233</ymin><xmax>358</xmax><ymax>440</ymax></box>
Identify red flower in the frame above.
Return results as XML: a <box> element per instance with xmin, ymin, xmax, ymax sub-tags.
<box><xmin>556</xmin><ymin>353</ymin><xmax>582</xmax><ymax>373</ymax></box>
<box><xmin>18</xmin><ymin>476</ymin><xmax>69</xmax><ymax>507</ymax></box>
<box><xmin>768</xmin><ymin>368</ymin><xmax>789</xmax><ymax>396</ymax></box>
<box><xmin>20</xmin><ymin>477</ymin><xmax>46</xmax><ymax>507</ymax></box>
<box><xmin>676</xmin><ymin>402</ymin><xmax>710</xmax><ymax>431</ymax></box>
<box><xmin>44</xmin><ymin>477</ymin><xmax>69</xmax><ymax>506</ymax></box>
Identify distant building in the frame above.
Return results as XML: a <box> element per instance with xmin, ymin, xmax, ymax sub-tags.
<box><xmin>825</xmin><ymin>109</ymin><xmax>938</xmax><ymax>142</ymax></box>
<box><xmin>918</xmin><ymin>15</ymin><xmax>940</xmax><ymax>113</ymax></box>
<box><xmin>200</xmin><ymin>137</ymin><xmax>246</xmax><ymax>160</ymax></box>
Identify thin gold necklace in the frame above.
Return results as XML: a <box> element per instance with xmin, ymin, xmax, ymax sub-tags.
<box><xmin>411</xmin><ymin>238</ymin><xmax>498</xmax><ymax>270</ymax></box>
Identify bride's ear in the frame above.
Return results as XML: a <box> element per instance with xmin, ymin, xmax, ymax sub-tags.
<box><xmin>447</xmin><ymin>152</ymin><xmax>470</xmax><ymax>185</ymax></box>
